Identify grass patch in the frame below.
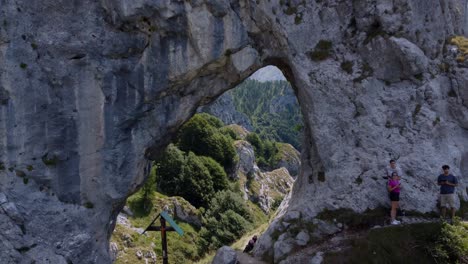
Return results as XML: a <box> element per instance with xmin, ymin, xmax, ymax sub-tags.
<box><xmin>412</xmin><ymin>104</ymin><xmax>422</xmax><ymax>122</ymax></box>
<box><xmin>307</xmin><ymin>40</ymin><xmax>333</xmax><ymax>61</ymax></box>
<box><xmin>459</xmin><ymin>197</ymin><xmax>468</xmax><ymax>220</ymax></box>
<box><xmin>341</xmin><ymin>61</ymin><xmax>354</xmax><ymax>74</ymax></box>
<box><xmin>42</xmin><ymin>153</ymin><xmax>58</xmax><ymax>166</ymax></box>
<box><xmin>324</xmin><ymin>223</ymin><xmax>442</xmax><ymax>263</ymax></box>
<box><xmin>450</xmin><ymin>36</ymin><xmax>468</xmax><ymax>62</ymax></box>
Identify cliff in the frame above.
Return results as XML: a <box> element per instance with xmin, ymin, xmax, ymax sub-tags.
<box><xmin>0</xmin><ymin>0</ymin><xmax>467</xmax><ymax>263</ymax></box>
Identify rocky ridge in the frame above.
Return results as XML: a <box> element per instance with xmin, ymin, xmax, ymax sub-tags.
<box><xmin>0</xmin><ymin>0</ymin><xmax>467</xmax><ymax>263</ymax></box>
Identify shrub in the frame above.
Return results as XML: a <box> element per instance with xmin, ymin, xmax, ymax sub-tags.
<box><xmin>199</xmin><ymin>191</ymin><xmax>253</xmax><ymax>252</ymax></box>
<box><xmin>308</xmin><ymin>40</ymin><xmax>333</xmax><ymax>61</ymax></box>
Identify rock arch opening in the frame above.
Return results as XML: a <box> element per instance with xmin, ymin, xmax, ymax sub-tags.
<box><xmin>110</xmin><ymin>65</ymin><xmax>306</xmax><ymax>263</ymax></box>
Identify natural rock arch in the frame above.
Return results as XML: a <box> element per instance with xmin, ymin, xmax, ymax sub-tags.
<box><xmin>0</xmin><ymin>0</ymin><xmax>467</xmax><ymax>263</ymax></box>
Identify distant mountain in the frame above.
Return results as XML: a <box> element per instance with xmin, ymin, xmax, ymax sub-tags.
<box><xmin>231</xmin><ymin>80</ymin><xmax>303</xmax><ymax>151</ymax></box>
<box><xmin>248</xmin><ymin>66</ymin><xmax>286</xmax><ymax>82</ymax></box>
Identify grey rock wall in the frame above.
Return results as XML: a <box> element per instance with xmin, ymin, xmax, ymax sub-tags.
<box><xmin>0</xmin><ymin>0</ymin><xmax>467</xmax><ymax>263</ymax></box>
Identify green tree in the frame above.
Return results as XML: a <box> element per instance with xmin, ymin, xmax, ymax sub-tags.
<box><xmin>156</xmin><ymin>144</ymin><xmax>186</xmax><ymax>195</ymax></box>
<box><xmin>197</xmin><ymin>112</ymin><xmax>224</xmax><ymax>128</ymax></box>
<box><xmin>155</xmin><ymin>144</ymin><xmax>231</xmax><ymax>208</ymax></box>
<box><xmin>198</xmin><ymin>156</ymin><xmax>228</xmax><ymax>192</ymax></box>
<box><xmin>182</xmin><ymin>152</ymin><xmax>215</xmax><ymax>208</ymax></box>
<box><xmin>177</xmin><ymin>114</ymin><xmax>237</xmax><ymax>170</ymax></box>
<box><xmin>141</xmin><ymin>165</ymin><xmax>157</xmax><ymax>210</ymax></box>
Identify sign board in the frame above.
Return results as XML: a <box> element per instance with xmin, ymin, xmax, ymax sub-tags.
<box><xmin>160</xmin><ymin>211</ymin><xmax>184</xmax><ymax>236</ymax></box>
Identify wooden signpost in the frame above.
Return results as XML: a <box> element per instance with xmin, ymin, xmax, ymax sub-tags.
<box><xmin>142</xmin><ymin>211</ymin><xmax>184</xmax><ymax>264</ymax></box>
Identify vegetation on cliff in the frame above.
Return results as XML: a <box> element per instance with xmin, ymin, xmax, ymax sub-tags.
<box><xmin>112</xmin><ymin>113</ymin><xmax>295</xmax><ymax>263</ymax></box>
<box><xmin>230</xmin><ymin>80</ymin><xmax>303</xmax><ymax>150</ymax></box>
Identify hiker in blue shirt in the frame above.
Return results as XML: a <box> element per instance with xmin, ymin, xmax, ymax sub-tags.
<box><xmin>437</xmin><ymin>165</ymin><xmax>458</xmax><ymax>221</ymax></box>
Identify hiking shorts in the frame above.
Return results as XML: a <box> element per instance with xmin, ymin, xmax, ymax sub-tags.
<box><xmin>440</xmin><ymin>194</ymin><xmax>455</xmax><ymax>208</ymax></box>
<box><xmin>389</xmin><ymin>192</ymin><xmax>400</xmax><ymax>201</ymax></box>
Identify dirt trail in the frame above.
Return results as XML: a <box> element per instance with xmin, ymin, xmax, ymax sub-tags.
<box><xmin>236</xmin><ymin>251</ymin><xmax>268</xmax><ymax>264</ymax></box>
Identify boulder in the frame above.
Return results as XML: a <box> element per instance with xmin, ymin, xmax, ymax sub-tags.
<box><xmin>212</xmin><ymin>246</ymin><xmax>237</xmax><ymax>264</ymax></box>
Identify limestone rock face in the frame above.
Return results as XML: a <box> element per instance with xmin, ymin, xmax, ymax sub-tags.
<box><xmin>234</xmin><ymin>140</ymin><xmax>257</xmax><ymax>178</ymax></box>
<box><xmin>0</xmin><ymin>0</ymin><xmax>467</xmax><ymax>263</ymax></box>
<box><xmin>233</xmin><ymin>140</ymin><xmax>294</xmax><ymax>213</ymax></box>
<box><xmin>274</xmin><ymin>143</ymin><xmax>301</xmax><ymax>178</ymax></box>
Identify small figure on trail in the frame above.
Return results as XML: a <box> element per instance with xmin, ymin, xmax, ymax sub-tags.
<box><xmin>388</xmin><ymin>172</ymin><xmax>402</xmax><ymax>225</ymax></box>
<box><xmin>385</xmin><ymin>159</ymin><xmax>403</xmax><ymax>180</ymax></box>
<box><xmin>437</xmin><ymin>165</ymin><xmax>458</xmax><ymax>222</ymax></box>
<box><xmin>243</xmin><ymin>235</ymin><xmax>258</xmax><ymax>253</ymax></box>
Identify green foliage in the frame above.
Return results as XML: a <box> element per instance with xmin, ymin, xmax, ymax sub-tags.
<box><xmin>182</xmin><ymin>152</ymin><xmax>215</xmax><ymax>208</ymax></box>
<box><xmin>156</xmin><ymin>144</ymin><xmax>186</xmax><ymax>195</ymax></box>
<box><xmin>197</xmin><ymin>112</ymin><xmax>224</xmax><ymax>128</ymax></box>
<box><xmin>199</xmin><ymin>190</ymin><xmax>253</xmax><ymax>252</ymax></box>
<box><xmin>308</xmin><ymin>40</ymin><xmax>333</xmax><ymax>61</ymax></box>
<box><xmin>325</xmin><ymin>221</ymin><xmax>468</xmax><ymax>264</ymax></box>
<box><xmin>140</xmin><ymin>165</ymin><xmax>156</xmax><ymax>211</ymax></box>
<box><xmin>198</xmin><ymin>156</ymin><xmax>228</xmax><ymax>192</ymax></box>
<box><xmin>271</xmin><ymin>196</ymin><xmax>283</xmax><ymax>211</ymax></box>
<box><xmin>177</xmin><ymin>114</ymin><xmax>237</xmax><ymax>170</ymax></box>
<box><xmin>434</xmin><ymin>220</ymin><xmax>468</xmax><ymax>263</ymax></box>
<box><xmin>155</xmin><ymin>144</ymin><xmax>229</xmax><ymax>208</ymax></box>
<box><xmin>42</xmin><ymin>153</ymin><xmax>58</xmax><ymax>166</ymax></box>
<box><xmin>219</xmin><ymin>126</ymin><xmax>239</xmax><ymax>140</ymax></box>
<box><xmin>230</xmin><ymin>80</ymin><xmax>303</xmax><ymax>150</ymax></box>
<box><xmin>325</xmin><ymin>223</ymin><xmax>440</xmax><ymax>263</ymax></box>
<box><xmin>341</xmin><ymin>60</ymin><xmax>354</xmax><ymax>74</ymax></box>
<box><xmin>246</xmin><ymin>133</ymin><xmax>280</xmax><ymax>169</ymax></box>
